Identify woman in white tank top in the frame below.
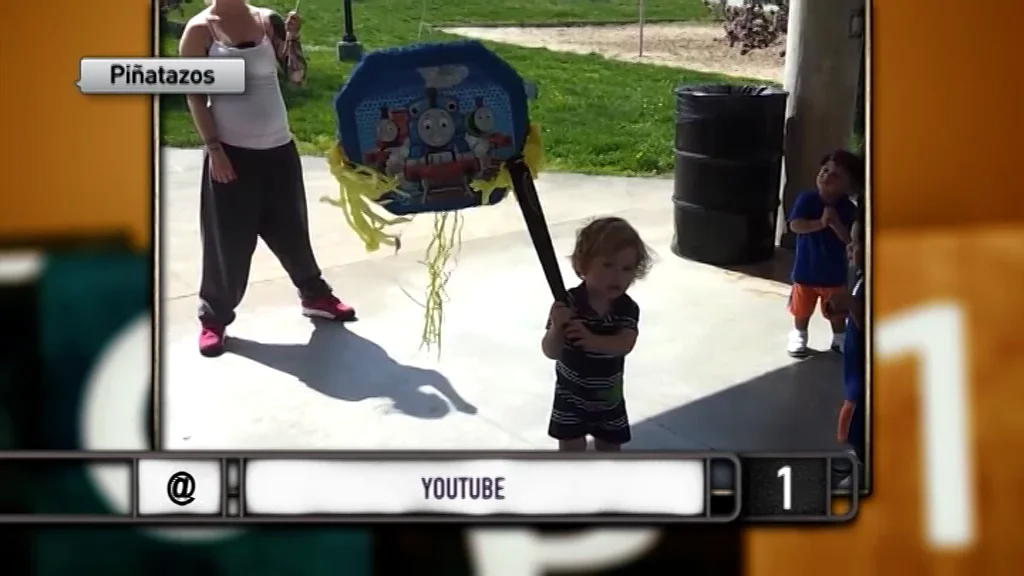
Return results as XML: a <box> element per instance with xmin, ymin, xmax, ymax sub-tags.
<box><xmin>179</xmin><ymin>0</ymin><xmax>356</xmax><ymax>358</ymax></box>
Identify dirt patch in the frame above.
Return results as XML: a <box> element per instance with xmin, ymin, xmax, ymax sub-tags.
<box><xmin>441</xmin><ymin>23</ymin><xmax>784</xmax><ymax>83</ymax></box>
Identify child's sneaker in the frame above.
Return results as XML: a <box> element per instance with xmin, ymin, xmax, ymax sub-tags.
<box><xmin>198</xmin><ymin>323</ymin><xmax>226</xmax><ymax>358</ymax></box>
<box><xmin>301</xmin><ymin>294</ymin><xmax>357</xmax><ymax>322</ymax></box>
<box><xmin>831</xmin><ymin>332</ymin><xmax>845</xmax><ymax>354</ymax></box>
<box><xmin>787</xmin><ymin>329</ymin><xmax>810</xmax><ymax>357</ymax></box>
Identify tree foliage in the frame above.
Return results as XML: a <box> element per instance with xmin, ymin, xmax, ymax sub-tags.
<box><xmin>160</xmin><ymin>0</ymin><xmax>193</xmax><ymax>35</ymax></box>
<box><xmin>705</xmin><ymin>0</ymin><xmax>789</xmax><ymax>56</ymax></box>
<box><xmin>160</xmin><ymin>0</ymin><xmax>193</xmax><ymax>22</ymax></box>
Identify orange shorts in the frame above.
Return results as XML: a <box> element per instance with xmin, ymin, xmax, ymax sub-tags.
<box><xmin>788</xmin><ymin>283</ymin><xmax>847</xmax><ymax>320</ymax></box>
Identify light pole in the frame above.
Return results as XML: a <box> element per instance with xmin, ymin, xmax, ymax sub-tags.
<box><xmin>336</xmin><ymin>0</ymin><xmax>363</xmax><ymax>61</ymax></box>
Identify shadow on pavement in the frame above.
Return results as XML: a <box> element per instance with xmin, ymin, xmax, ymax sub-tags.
<box><xmin>225</xmin><ymin>319</ymin><xmax>478</xmax><ymax>420</ymax></box>
<box><xmin>631</xmin><ymin>352</ymin><xmax>846</xmax><ymax>452</ymax></box>
<box><xmin>720</xmin><ymin>247</ymin><xmax>795</xmax><ymax>285</ymax></box>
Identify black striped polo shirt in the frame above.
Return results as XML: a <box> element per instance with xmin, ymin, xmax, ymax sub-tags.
<box><xmin>549</xmin><ymin>283</ymin><xmax>640</xmax><ymax>408</ymax></box>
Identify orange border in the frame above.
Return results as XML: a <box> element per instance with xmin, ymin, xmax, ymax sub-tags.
<box><xmin>871</xmin><ymin>0</ymin><xmax>1020</xmax><ymax>228</ymax></box>
<box><xmin>0</xmin><ymin>0</ymin><xmax>1020</xmax><ymax>572</ymax></box>
<box><xmin>0</xmin><ymin>1</ymin><xmax>152</xmax><ymax>248</ymax></box>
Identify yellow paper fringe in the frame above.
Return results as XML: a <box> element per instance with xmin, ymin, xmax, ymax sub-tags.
<box><xmin>469</xmin><ymin>123</ymin><xmax>545</xmax><ymax>202</ymax></box>
<box><xmin>322</xmin><ymin>144</ymin><xmax>411</xmax><ymax>252</ymax></box>
<box><xmin>323</xmin><ymin>123</ymin><xmax>545</xmax><ymax>353</ymax></box>
<box><xmin>419</xmin><ymin>210</ymin><xmax>465</xmax><ymax>354</ymax></box>
<box><xmin>522</xmin><ymin>122</ymin><xmax>545</xmax><ymax>177</ymax></box>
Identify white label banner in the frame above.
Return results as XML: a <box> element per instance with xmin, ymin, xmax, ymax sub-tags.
<box><xmin>244</xmin><ymin>459</ymin><xmax>704</xmax><ymax>516</ymax></box>
<box><xmin>76</xmin><ymin>58</ymin><xmax>246</xmax><ymax>94</ymax></box>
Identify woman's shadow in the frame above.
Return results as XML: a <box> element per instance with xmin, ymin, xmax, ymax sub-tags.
<box><xmin>224</xmin><ymin>319</ymin><xmax>477</xmax><ymax>419</ymax></box>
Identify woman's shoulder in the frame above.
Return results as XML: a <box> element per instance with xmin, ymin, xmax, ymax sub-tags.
<box><xmin>180</xmin><ymin>9</ymin><xmax>214</xmax><ymax>48</ymax></box>
<box><xmin>183</xmin><ymin>8</ymin><xmax>215</xmax><ymax>35</ymax></box>
<box><xmin>251</xmin><ymin>6</ymin><xmax>286</xmax><ymax>35</ymax></box>
<box><xmin>251</xmin><ymin>5</ymin><xmax>283</xmax><ymax>21</ymax></box>
<box><xmin>185</xmin><ymin>6</ymin><xmax>213</xmax><ymax>25</ymax></box>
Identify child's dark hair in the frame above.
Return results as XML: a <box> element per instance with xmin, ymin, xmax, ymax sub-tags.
<box><xmin>571</xmin><ymin>217</ymin><xmax>653</xmax><ymax>279</ymax></box>
<box><xmin>820</xmin><ymin>149</ymin><xmax>865</xmax><ymax>193</ymax></box>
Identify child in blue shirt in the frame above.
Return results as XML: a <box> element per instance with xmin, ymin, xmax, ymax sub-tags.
<box><xmin>835</xmin><ymin>205</ymin><xmax>866</xmax><ymax>484</ymax></box>
<box><xmin>786</xmin><ymin>150</ymin><xmax>863</xmax><ymax>357</ymax></box>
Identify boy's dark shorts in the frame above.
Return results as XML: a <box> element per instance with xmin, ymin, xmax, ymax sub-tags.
<box><xmin>548</xmin><ymin>393</ymin><xmax>631</xmax><ymax>445</ymax></box>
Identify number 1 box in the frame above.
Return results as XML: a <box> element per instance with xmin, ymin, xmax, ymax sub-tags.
<box><xmin>741</xmin><ymin>454</ymin><xmax>833</xmax><ymax>521</ymax></box>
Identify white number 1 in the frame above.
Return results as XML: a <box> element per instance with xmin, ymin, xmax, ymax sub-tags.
<box><xmin>777</xmin><ymin>465</ymin><xmax>792</xmax><ymax>510</ymax></box>
<box><xmin>877</xmin><ymin>302</ymin><xmax>975</xmax><ymax>550</ymax></box>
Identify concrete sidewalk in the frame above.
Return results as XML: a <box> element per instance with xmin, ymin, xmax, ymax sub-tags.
<box><xmin>160</xmin><ymin>147</ymin><xmax>845</xmax><ymax>453</ymax></box>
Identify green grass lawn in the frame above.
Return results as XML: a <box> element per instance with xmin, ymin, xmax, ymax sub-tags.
<box><xmin>161</xmin><ymin>0</ymin><xmax>763</xmax><ymax>175</ymax></box>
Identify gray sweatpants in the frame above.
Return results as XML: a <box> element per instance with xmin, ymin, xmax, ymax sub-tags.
<box><xmin>198</xmin><ymin>140</ymin><xmax>330</xmax><ymax>326</ymax></box>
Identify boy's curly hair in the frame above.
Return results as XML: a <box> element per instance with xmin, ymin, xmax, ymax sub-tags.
<box><xmin>820</xmin><ymin>149</ymin><xmax>866</xmax><ymax>193</ymax></box>
<box><xmin>570</xmin><ymin>217</ymin><xmax>654</xmax><ymax>280</ymax></box>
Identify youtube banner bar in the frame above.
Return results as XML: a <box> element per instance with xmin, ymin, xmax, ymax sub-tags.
<box><xmin>243</xmin><ymin>457</ymin><xmax>707</xmax><ymax>518</ymax></box>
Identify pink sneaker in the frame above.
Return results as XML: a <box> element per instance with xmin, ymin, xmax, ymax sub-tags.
<box><xmin>301</xmin><ymin>294</ymin><xmax>357</xmax><ymax>321</ymax></box>
<box><xmin>198</xmin><ymin>323</ymin><xmax>226</xmax><ymax>357</ymax></box>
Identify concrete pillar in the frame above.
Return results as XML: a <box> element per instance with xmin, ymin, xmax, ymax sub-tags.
<box><xmin>777</xmin><ymin>0</ymin><xmax>865</xmax><ymax>248</ymax></box>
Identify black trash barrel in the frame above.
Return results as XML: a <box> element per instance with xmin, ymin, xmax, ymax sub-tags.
<box><xmin>670</xmin><ymin>84</ymin><xmax>788</xmax><ymax>266</ymax></box>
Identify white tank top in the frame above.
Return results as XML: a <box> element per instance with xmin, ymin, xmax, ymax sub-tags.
<box><xmin>206</xmin><ymin>13</ymin><xmax>292</xmax><ymax>150</ymax></box>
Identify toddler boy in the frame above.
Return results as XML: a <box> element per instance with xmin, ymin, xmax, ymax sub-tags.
<box><xmin>786</xmin><ymin>150</ymin><xmax>863</xmax><ymax>357</ymax></box>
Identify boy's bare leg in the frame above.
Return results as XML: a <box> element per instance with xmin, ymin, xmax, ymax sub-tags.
<box><xmin>830</xmin><ymin>316</ymin><xmax>846</xmax><ymax>352</ymax></box>
<box><xmin>794</xmin><ymin>316</ymin><xmax>811</xmax><ymax>332</ymax></box>
<box><xmin>830</xmin><ymin>317</ymin><xmax>846</xmax><ymax>334</ymax></box>
<box><xmin>558</xmin><ymin>438</ymin><xmax>587</xmax><ymax>452</ymax></box>
<box><xmin>787</xmin><ymin>287</ymin><xmax>814</xmax><ymax>357</ymax></box>
<box><xmin>593</xmin><ymin>439</ymin><xmax>622</xmax><ymax>452</ymax></box>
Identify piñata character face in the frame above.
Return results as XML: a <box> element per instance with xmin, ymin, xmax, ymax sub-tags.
<box><xmin>333</xmin><ymin>41</ymin><xmax>530</xmax><ymax>216</ymax></box>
